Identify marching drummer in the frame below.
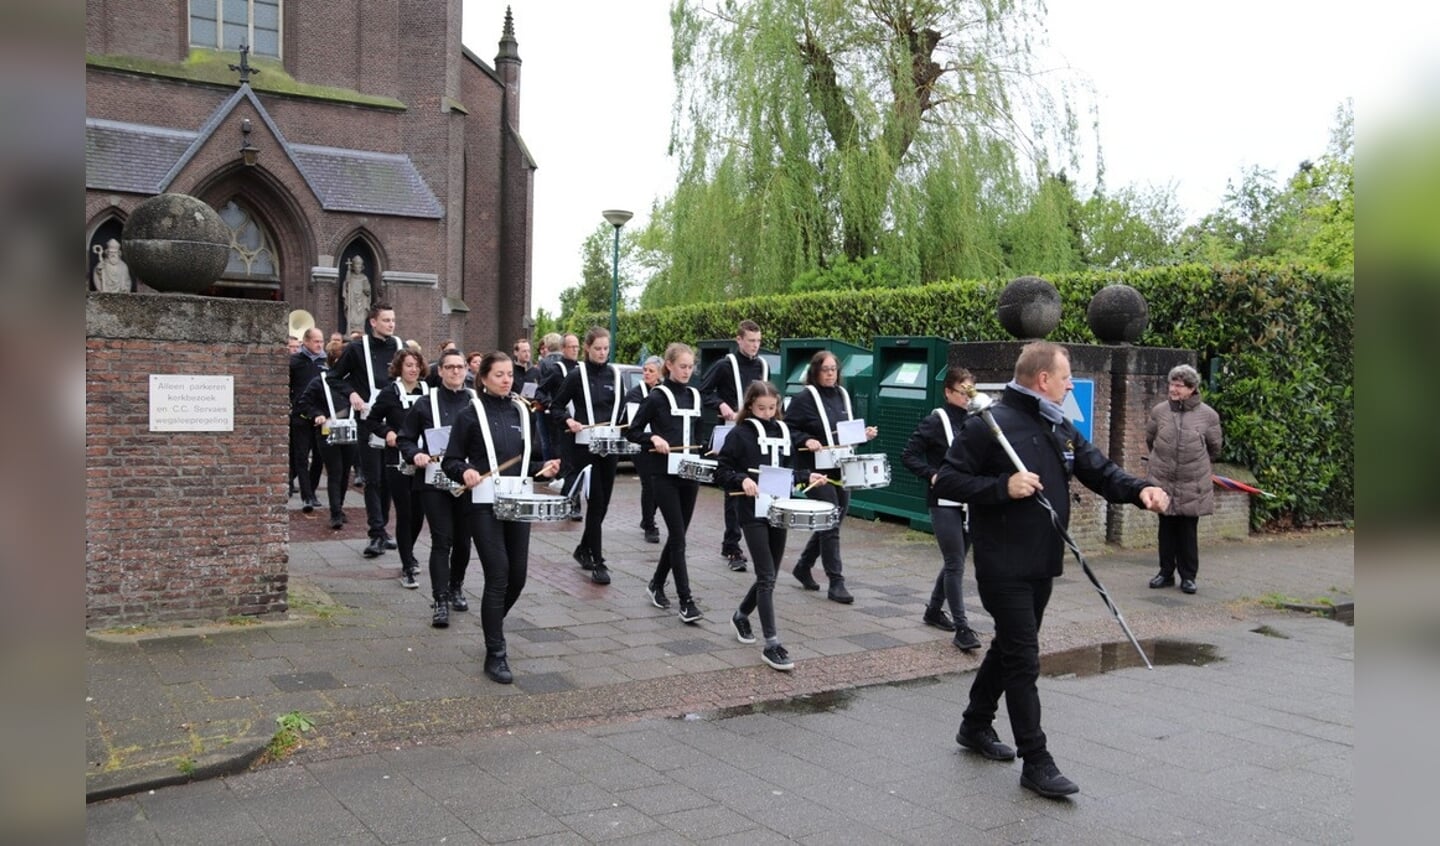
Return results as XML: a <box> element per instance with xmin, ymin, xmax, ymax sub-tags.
<box><xmin>365</xmin><ymin>349</ymin><xmax>431</xmax><ymax>591</ymax></box>
<box><xmin>715</xmin><ymin>382</ymin><xmax>825</xmax><ymax>672</ymax></box>
<box><xmin>397</xmin><ymin>349</ymin><xmax>478</xmax><ymax>628</ymax></box>
<box><xmin>624</xmin><ymin>356</ymin><xmax>664</xmax><ymax>544</ymax></box>
<box><xmin>786</xmin><ymin>350</ymin><xmax>878</xmax><ymax>604</ymax></box>
<box><xmin>625</xmin><ymin>342</ymin><xmax>705</xmax><ymax>624</ymax></box>
<box><xmin>548</xmin><ymin>327</ymin><xmax>623</xmax><ymax>585</ymax></box>
<box><xmin>443</xmin><ymin>351</ymin><xmax>562</xmax><ymax>684</ymax></box>
<box><xmin>298</xmin><ymin>338</ymin><xmax>359</xmax><ymax>531</ymax></box>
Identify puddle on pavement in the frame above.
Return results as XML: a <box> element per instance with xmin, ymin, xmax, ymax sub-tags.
<box><xmin>1251</xmin><ymin>624</ymin><xmax>1291</xmax><ymax>639</ymax></box>
<box><xmin>1041</xmin><ymin>639</ymin><xmax>1220</xmax><ymax>678</ymax></box>
<box><xmin>693</xmin><ymin>690</ymin><xmax>857</xmax><ymax>722</ymax></box>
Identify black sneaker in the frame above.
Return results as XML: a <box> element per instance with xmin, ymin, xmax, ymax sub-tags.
<box><xmin>573</xmin><ymin>547</ymin><xmax>594</xmax><ymax>570</ymax></box>
<box><xmin>301</xmin><ymin>499</ymin><xmax>314</xmax><ymax>514</ymax></box>
<box><xmin>450</xmin><ymin>591</ymin><xmax>469</xmax><ymax>612</ymax></box>
<box><xmin>731</xmin><ymin>612</ymin><xmax>756</xmax><ymax>644</ymax></box>
<box><xmin>955</xmin><ymin>723</ymin><xmax>1016</xmax><ymax>761</ymax></box>
<box><xmin>431</xmin><ymin>596</ymin><xmax>450</xmax><ymax>628</ymax></box>
<box><xmin>678</xmin><ymin>599</ymin><xmax>703</xmax><ymax>624</ymax></box>
<box><xmin>726</xmin><ymin>552</ymin><xmax>748</xmax><ymax>572</ymax></box>
<box><xmin>647</xmin><ymin>582</ymin><xmax>671</xmax><ymax>610</ymax></box>
<box><xmin>400</xmin><ymin>570</ymin><xmax>419</xmax><ymax>590</ymax></box>
<box><xmin>363</xmin><ymin>536</ymin><xmax>385</xmax><ymax>558</ymax></box>
<box><xmin>1179</xmin><ymin>578</ymin><xmax>1197</xmax><ymax>594</ymax></box>
<box><xmin>1021</xmin><ymin>757</ymin><xmax>1079</xmax><ymax>798</ymax></box>
<box><xmin>644</xmin><ymin>527</ymin><xmax>660</xmax><ymax>544</ymax></box>
<box><xmin>793</xmin><ymin>565</ymin><xmax>820</xmax><ymax>591</ymax></box>
<box><xmin>761</xmin><ymin>644</ymin><xmax>794</xmax><ymax>671</ymax></box>
<box><xmin>483</xmin><ymin>652</ymin><xmax>513</xmax><ymax>685</ymax></box>
<box><xmin>923</xmin><ymin>605</ymin><xmax>956</xmax><ymax>631</ymax></box>
<box><xmin>827</xmin><ymin>579</ymin><xmax>854</xmax><ymax>604</ymax></box>
<box><xmin>591</xmin><ymin>564</ymin><xmax>611</xmax><ymax>585</ymax></box>
<box><xmin>383</xmin><ymin>536</ymin><xmax>397</xmax><ymax>550</ymax></box>
<box><xmin>330</xmin><ymin>515</ymin><xmax>344</xmax><ymax>531</ymax></box>
<box><xmin>1149</xmin><ymin>573</ymin><xmax>1175</xmax><ymax>589</ymax></box>
<box><xmin>953</xmin><ymin>626</ymin><xmax>982</xmax><ymax>651</ymax></box>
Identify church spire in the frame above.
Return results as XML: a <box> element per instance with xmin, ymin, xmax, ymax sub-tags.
<box><xmin>496</xmin><ymin>6</ymin><xmax>519</xmax><ymax>63</ymax></box>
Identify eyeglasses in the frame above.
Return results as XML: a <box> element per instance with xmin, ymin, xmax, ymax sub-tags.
<box><xmin>440</xmin><ymin>364</ymin><xmax>466</xmax><ymax>370</ymax></box>
<box><xmin>818</xmin><ymin>366</ymin><xmax>838</xmax><ymax>373</ymax></box>
<box><xmin>949</xmin><ymin>384</ymin><xmax>977</xmax><ymax>397</ymax></box>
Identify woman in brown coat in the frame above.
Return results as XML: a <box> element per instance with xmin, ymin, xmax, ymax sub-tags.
<box><xmin>1145</xmin><ymin>364</ymin><xmax>1223</xmax><ymax>594</ymax></box>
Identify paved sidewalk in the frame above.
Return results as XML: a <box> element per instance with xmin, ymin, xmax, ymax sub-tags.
<box><xmin>86</xmin><ymin>472</ymin><xmax>1353</xmax><ymax>807</ymax></box>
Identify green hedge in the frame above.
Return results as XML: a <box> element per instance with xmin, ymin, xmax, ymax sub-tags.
<box><xmin>573</xmin><ymin>263</ymin><xmax>1353</xmax><ymax>527</ymax></box>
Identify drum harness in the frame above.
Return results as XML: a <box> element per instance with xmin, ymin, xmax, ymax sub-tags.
<box><xmin>468</xmin><ymin>392</ymin><xmax>532</xmax><ymax>501</ymax></box>
<box><xmin>576</xmin><ymin>361</ymin><xmax>623</xmax><ymax>438</ymax></box>
<box><xmin>654</xmin><ymin>383</ymin><xmax>701</xmax><ymax>471</ymax></box>
<box><xmin>420</xmin><ymin>387</ymin><xmax>477</xmax><ymax>490</ymax></box>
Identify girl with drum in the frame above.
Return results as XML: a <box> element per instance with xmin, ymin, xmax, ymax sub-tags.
<box><xmin>443</xmin><ymin>352</ymin><xmax>562</xmax><ymax>684</ymax></box>
<box><xmin>298</xmin><ymin>339</ymin><xmax>360</xmax><ymax>532</ymax></box>
<box><xmin>625</xmin><ymin>343</ymin><xmax>704</xmax><ymax>624</ymax></box>
<box><xmin>397</xmin><ymin>349</ymin><xmax>478</xmax><ymax>628</ymax></box>
<box><xmin>367</xmin><ymin>349</ymin><xmax>431</xmax><ymax>590</ymax></box>
<box><xmin>716</xmin><ymin>382</ymin><xmax>827</xmax><ymax>671</ymax></box>
<box><xmin>786</xmin><ymin>351</ymin><xmax>878</xmax><ymax>604</ymax></box>
<box><xmin>624</xmin><ymin>355</ymin><xmax>664</xmax><ymax>544</ymax></box>
<box><xmin>900</xmin><ymin>366</ymin><xmax>982</xmax><ymax>651</ymax></box>
<box><xmin>548</xmin><ymin>327</ymin><xmax>623</xmax><ymax>585</ymax></box>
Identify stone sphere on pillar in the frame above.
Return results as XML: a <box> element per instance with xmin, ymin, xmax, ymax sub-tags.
<box><xmin>1086</xmin><ymin>283</ymin><xmax>1149</xmax><ymax>345</ymax></box>
<box><xmin>996</xmin><ymin>275</ymin><xmax>1062</xmax><ymax>339</ymax></box>
<box><xmin>121</xmin><ymin>193</ymin><xmax>231</xmax><ymax>294</ymax></box>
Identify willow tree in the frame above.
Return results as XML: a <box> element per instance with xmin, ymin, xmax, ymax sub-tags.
<box><xmin>650</xmin><ymin>0</ymin><xmax>1084</xmax><ymax>306</ymax></box>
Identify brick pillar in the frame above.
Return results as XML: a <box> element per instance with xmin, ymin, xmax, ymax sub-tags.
<box><xmin>86</xmin><ymin>293</ymin><xmax>290</xmax><ymax>628</ymax></box>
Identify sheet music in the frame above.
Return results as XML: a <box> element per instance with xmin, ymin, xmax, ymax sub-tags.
<box><xmin>836</xmin><ymin>418</ymin><xmax>867</xmax><ymax>446</ymax></box>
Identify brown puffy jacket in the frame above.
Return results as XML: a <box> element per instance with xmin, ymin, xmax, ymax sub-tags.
<box><xmin>1145</xmin><ymin>393</ymin><xmax>1223</xmax><ymax>516</ymax></box>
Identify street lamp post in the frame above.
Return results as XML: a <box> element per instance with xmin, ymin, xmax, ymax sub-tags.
<box><xmin>601</xmin><ymin>209</ymin><xmax>632</xmax><ymax>363</ymax></box>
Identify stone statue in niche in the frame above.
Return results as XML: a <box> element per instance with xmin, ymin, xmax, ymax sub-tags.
<box><xmin>91</xmin><ymin>238</ymin><xmax>133</xmax><ymax>293</ymax></box>
<box><xmin>343</xmin><ymin>255</ymin><xmax>372</xmax><ymax>332</ymax></box>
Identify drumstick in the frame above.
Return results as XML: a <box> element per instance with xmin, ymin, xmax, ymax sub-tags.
<box><xmin>462</xmin><ymin>454</ymin><xmax>523</xmax><ymax>489</ymax></box>
<box><xmin>646</xmin><ymin>444</ymin><xmax>703</xmax><ymax>452</ymax></box>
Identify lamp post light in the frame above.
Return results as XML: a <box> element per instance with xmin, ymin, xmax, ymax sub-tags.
<box><xmin>601</xmin><ymin>209</ymin><xmax>632</xmax><ymax>363</ymax></box>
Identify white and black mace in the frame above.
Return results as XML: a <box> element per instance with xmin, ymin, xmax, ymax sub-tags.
<box><xmin>970</xmin><ymin>392</ymin><xmax>1154</xmax><ymax>670</ymax></box>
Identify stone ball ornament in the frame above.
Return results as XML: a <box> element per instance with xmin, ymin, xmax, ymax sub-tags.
<box><xmin>996</xmin><ymin>275</ymin><xmax>1062</xmax><ymax>339</ymax></box>
<box><xmin>121</xmin><ymin>194</ymin><xmax>231</xmax><ymax>294</ymax></box>
<box><xmin>1086</xmin><ymin>283</ymin><xmax>1150</xmax><ymax>344</ymax></box>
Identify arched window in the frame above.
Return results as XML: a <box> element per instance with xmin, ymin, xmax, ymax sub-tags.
<box><xmin>209</xmin><ymin>199</ymin><xmax>280</xmax><ymax>299</ymax></box>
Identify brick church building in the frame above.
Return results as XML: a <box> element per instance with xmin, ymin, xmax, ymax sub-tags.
<box><xmin>85</xmin><ymin>1</ymin><xmax>536</xmax><ymax>353</ymax></box>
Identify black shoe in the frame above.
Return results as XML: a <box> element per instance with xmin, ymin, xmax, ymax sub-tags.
<box><xmin>432</xmin><ymin>595</ymin><xmax>450</xmax><ymax>628</ymax></box>
<box><xmin>484</xmin><ymin>652</ymin><xmax>513</xmax><ymax>684</ymax></box>
<box><xmin>726</xmin><ymin>552</ymin><xmax>748</xmax><ymax>572</ymax></box>
<box><xmin>591</xmin><ymin>565</ymin><xmax>611</xmax><ymax>585</ymax></box>
<box><xmin>644</xmin><ymin>528</ymin><xmax>660</xmax><ymax>544</ymax></box>
<box><xmin>450</xmin><ymin>590</ymin><xmax>469</xmax><ymax>612</ymax></box>
<box><xmin>793</xmin><ymin>565</ymin><xmax>820</xmax><ymax>591</ymax></box>
<box><xmin>301</xmin><ymin>499</ymin><xmax>315</xmax><ymax>514</ymax></box>
<box><xmin>678</xmin><ymin>599</ymin><xmax>703</xmax><ymax>623</ymax></box>
<box><xmin>1021</xmin><ymin>758</ymin><xmax>1079</xmax><ymax>798</ymax></box>
<box><xmin>827</xmin><ymin>579</ymin><xmax>853</xmax><ymax>604</ymax></box>
<box><xmin>340</xmin><ymin>511</ymin><xmax>349</xmax><ymax>524</ymax></box>
<box><xmin>330</xmin><ymin>515</ymin><xmax>344</xmax><ymax>530</ymax></box>
<box><xmin>400</xmin><ymin>569</ymin><xmax>419</xmax><ymax>590</ymax></box>
<box><xmin>1179</xmin><ymin>578</ymin><xmax>1197</xmax><ymax>594</ymax></box>
<box><xmin>731</xmin><ymin>612</ymin><xmax>756</xmax><ymax>644</ymax></box>
<box><xmin>1149</xmin><ymin>573</ymin><xmax>1175</xmax><ymax>589</ymax></box>
<box><xmin>953</xmin><ymin>626</ymin><xmax>982</xmax><ymax>651</ymax></box>
<box><xmin>761</xmin><ymin>644</ymin><xmax>794</xmax><ymax>671</ymax></box>
<box><xmin>955</xmin><ymin>723</ymin><xmax>1016</xmax><ymax>761</ymax></box>
<box><xmin>363</xmin><ymin>536</ymin><xmax>385</xmax><ymax>558</ymax></box>
<box><xmin>383</xmin><ymin>536</ymin><xmax>397</xmax><ymax>550</ymax></box>
<box><xmin>923</xmin><ymin>605</ymin><xmax>956</xmax><ymax>631</ymax></box>
<box><xmin>647</xmin><ymin>582</ymin><xmax>671</xmax><ymax>610</ymax></box>
<box><xmin>573</xmin><ymin>547</ymin><xmax>594</xmax><ymax>570</ymax></box>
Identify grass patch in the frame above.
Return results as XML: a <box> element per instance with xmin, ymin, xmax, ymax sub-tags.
<box><xmin>224</xmin><ymin>615</ymin><xmax>262</xmax><ymax>627</ymax></box>
<box><xmin>262</xmin><ymin>711</ymin><xmax>315</xmax><ymax>763</ymax></box>
<box><xmin>174</xmin><ymin>756</ymin><xmax>196</xmax><ymax>777</ymax></box>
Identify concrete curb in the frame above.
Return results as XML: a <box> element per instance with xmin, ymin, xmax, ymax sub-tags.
<box><xmin>86</xmin><ymin>734</ymin><xmax>270</xmax><ymax>803</ymax></box>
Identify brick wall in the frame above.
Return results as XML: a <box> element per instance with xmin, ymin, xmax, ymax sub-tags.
<box><xmin>86</xmin><ymin>293</ymin><xmax>290</xmax><ymax>628</ymax></box>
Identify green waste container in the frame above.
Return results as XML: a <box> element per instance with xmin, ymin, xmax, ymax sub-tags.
<box><xmin>850</xmin><ymin>336</ymin><xmax>952</xmax><ymax>528</ymax></box>
<box><xmin>777</xmin><ymin>335</ymin><xmax>874</xmax><ymax>434</ymax></box>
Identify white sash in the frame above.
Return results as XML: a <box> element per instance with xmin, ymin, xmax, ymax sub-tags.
<box><xmin>359</xmin><ymin>335</ymin><xmax>398</xmax><ymax>417</ymax></box>
<box><xmin>804</xmin><ymin>384</ymin><xmax>852</xmax><ymax>447</ymax></box>
<box><xmin>750</xmin><ymin>418</ymin><xmax>791</xmax><ymax>466</ymax></box>
<box><xmin>469</xmin><ymin>394</ymin><xmax>533</xmax><ymax>503</ymax></box>
<box><xmin>933</xmin><ymin>406</ymin><xmax>963</xmax><ymax>508</ymax></box>
<box><xmin>575</xmin><ymin>361</ymin><xmax>622</xmax><ymax>445</ymax></box>
<box><xmin>421</xmin><ymin>387</ymin><xmax>477</xmax><ymax>454</ymax></box>
<box><xmin>727</xmin><ymin>353</ymin><xmax>770</xmax><ymax>408</ymax></box>
<box><xmin>398</xmin><ymin>380</ymin><xmax>430</xmax><ymax>409</ymax></box>
<box><xmin>655</xmin><ymin>384</ymin><xmax>701</xmax><ymax>474</ymax></box>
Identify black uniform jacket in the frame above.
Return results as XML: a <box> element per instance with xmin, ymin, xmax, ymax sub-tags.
<box><xmin>289</xmin><ymin>351</ymin><xmax>326</xmax><ymax>417</ymax></box>
<box><xmin>785</xmin><ymin>383</ymin><xmax>852</xmax><ymax>477</ymax></box>
<box><xmin>297</xmin><ymin>372</ymin><xmax>352</xmax><ymax>439</ymax></box>
<box><xmin>698</xmin><ymin>350</ymin><xmax>767</xmax><ymax>414</ymax></box>
<box><xmin>715</xmin><ymin>418</ymin><xmax>809</xmax><ymax>527</ymax></box>
<box><xmin>548</xmin><ymin>361</ymin><xmax>621</xmax><ymax>428</ymax></box>
<box><xmin>902</xmin><ymin>405</ymin><xmax>970</xmax><ymax>508</ymax></box>
<box><xmin>366</xmin><ymin>380</ymin><xmax>429</xmax><ymax>468</ymax></box>
<box><xmin>442</xmin><ymin>391</ymin><xmax>546</xmax><ymax>485</ymax></box>
<box><xmin>396</xmin><ymin>384</ymin><xmax>475</xmax><ymax>465</ymax></box>
<box><xmin>933</xmin><ymin>387</ymin><xmax>1149</xmax><ymax>581</ymax></box>
<box><xmin>327</xmin><ymin>332</ymin><xmax>401</xmax><ymax>404</ymax></box>
<box><xmin>534</xmin><ymin>354</ymin><xmax>576</xmax><ymax>410</ymax></box>
<box><xmin>624</xmin><ymin>377</ymin><xmax>701</xmax><ymax>477</ymax></box>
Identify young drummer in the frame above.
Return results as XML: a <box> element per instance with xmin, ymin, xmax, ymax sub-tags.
<box><xmin>715</xmin><ymin>382</ymin><xmax>826</xmax><ymax>671</ymax></box>
<box><xmin>625</xmin><ymin>343</ymin><xmax>704</xmax><ymax>624</ymax></box>
<box><xmin>443</xmin><ymin>352</ymin><xmax>562</xmax><ymax>684</ymax></box>
<box><xmin>366</xmin><ymin>349</ymin><xmax>431</xmax><ymax>589</ymax></box>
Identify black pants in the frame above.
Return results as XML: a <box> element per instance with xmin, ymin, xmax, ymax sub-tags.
<box><xmin>963</xmin><ymin>576</ymin><xmax>1053</xmax><ymax>760</ymax></box>
<box><xmin>739</xmin><ymin>522</ymin><xmax>786</xmax><ymax>641</ymax></box>
<box><xmin>638</xmin><ymin>471</ymin><xmax>657</xmax><ymax>531</ymax></box>
<box><xmin>1157</xmin><ymin>514</ymin><xmax>1200</xmax><ymax>581</ymax></box>
<box><xmin>564</xmin><ymin>444</ymin><xmax>617</xmax><ymax>559</ymax></box>
<box><xmin>927</xmin><ymin>505</ymin><xmax>969</xmax><ymax>626</ymax></box>
<box><xmin>420</xmin><ymin>488</ymin><xmax>470</xmax><ymax>601</ymax></box>
<box><xmin>649</xmin><ymin>473</ymin><xmax>698</xmax><ymax>603</ymax></box>
<box><xmin>289</xmin><ymin>418</ymin><xmax>323</xmax><ymax>501</ymax></box>
<box><xmin>721</xmin><ymin>493</ymin><xmax>743</xmax><ymax>554</ymax></box>
<box><xmin>359</xmin><ymin>440</ymin><xmax>391</xmax><ymax>540</ymax></box>
<box><xmin>468</xmin><ymin>504</ymin><xmax>530</xmax><ymax>655</ymax></box>
<box><xmin>385</xmin><ymin>466</ymin><xmax>425</xmax><ymax>573</ymax></box>
<box><xmin>320</xmin><ymin>442</ymin><xmax>358</xmax><ymax>519</ymax></box>
<box><xmin>795</xmin><ymin>482</ymin><xmax>849</xmax><ymax>580</ymax></box>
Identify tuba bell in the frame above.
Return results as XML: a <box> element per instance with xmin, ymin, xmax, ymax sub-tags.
<box><xmin>287</xmin><ymin>309</ymin><xmax>316</xmax><ymax>340</ymax></box>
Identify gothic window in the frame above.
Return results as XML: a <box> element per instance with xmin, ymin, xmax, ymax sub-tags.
<box><xmin>189</xmin><ymin>1</ymin><xmax>282</xmax><ymax>58</ymax></box>
<box><xmin>216</xmin><ymin>199</ymin><xmax>279</xmax><ymax>292</ymax></box>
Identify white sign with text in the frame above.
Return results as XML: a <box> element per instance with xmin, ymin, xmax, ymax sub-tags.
<box><xmin>149</xmin><ymin>375</ymin><xmax>234</xmax><ymax>432</ymax></box>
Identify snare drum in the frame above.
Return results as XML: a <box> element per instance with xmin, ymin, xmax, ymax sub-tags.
<box><xmin>677</xmin><ymin>457</ymin><xmax>718</xmax><ymax>483</ymax></box>
<box><xmin>837</xmin><ymin>453</ymin><xmax>892</xmax><ymax>489</ymax></box>
<box><xmin>767</xmin><ymin>498</ymin><xmax>841</xmax><ymax>532</ymax></box>
<box><xmin>424</xmin><ymin>462</ymin><xmax>465</xmax><ymax>494</ymax></box>
<box><xmin>325</xmin><ymin>418</ymin><xmax>358</xmax><ymax>445</ymax></box>
<box><xmin>813</xmin><ymin>444</ymin><xmax>854</xmax><ymax>470</ymax></box>
<box><xmin>494</xmin><ymin>493</ymin><xmax>573</xmax><ymax>522</ymax></box>
<box><xmin>589</xmin><ymin>435</ymin><xmax>640</xmax><ymax>456</ymax></box>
